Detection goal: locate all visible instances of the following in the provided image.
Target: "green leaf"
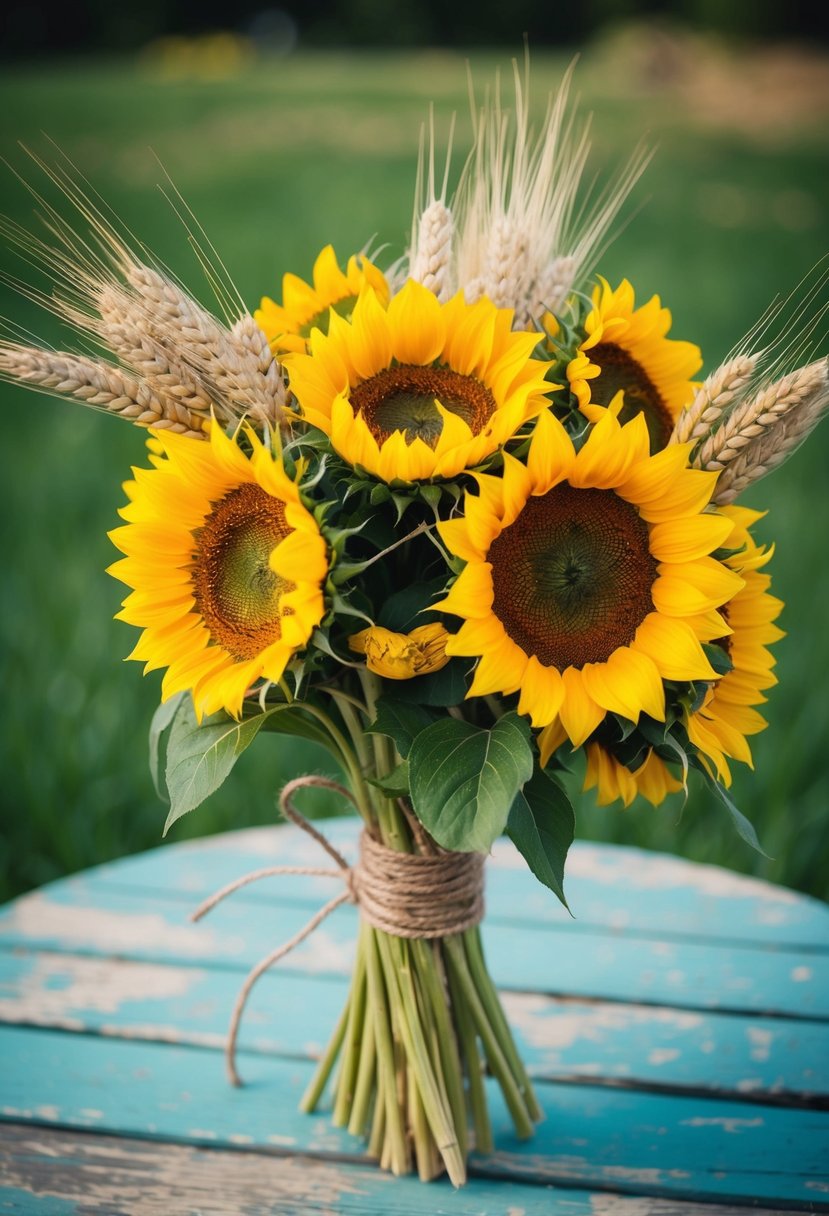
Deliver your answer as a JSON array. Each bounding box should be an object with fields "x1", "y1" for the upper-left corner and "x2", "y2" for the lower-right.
[
  {"x1": 366, "y1": 698, "x2": 437, "y2": 758},
  {"x1": 257, "y1": 704, "x2": 343, "y2": 754},
  {"x1": 507, "y1": 769, "x2": 575, "y2": 911},
  {"x1": 702, "y1": 642, "x2": 733, "y2": 676},
  {"x1": 383, "y1": 658, "x2": 470, "y2": 707},
  {"x1": 409, "y1": 712, "x2": 534, "y2": 853},
  {"x1": 379, "y1": 577, "x2": 447, "y2": 632},
  {"x1": 368, "y1": 760, "x2": 410, "y2": 795},
  {"x1": 164, "y1": 699, "x2": 275, "y2": 833},
  {"x1": 148, "y1": 691, "x2": 186, "y2": 802},
  {"x1": 694, "y1": 761, "x2": 771, "y2": 858}
]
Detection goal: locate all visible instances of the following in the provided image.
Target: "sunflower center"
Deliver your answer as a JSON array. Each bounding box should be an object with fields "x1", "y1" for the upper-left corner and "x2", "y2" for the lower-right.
[
  {"x1": 489, "y1": 483, "x2": 658, "y2": 669},
  {"x1": 192, "y1": 482, "x2": 296, "y2": 662},
  {"x1": 300, "y1": 294, "x2": 359, "y2": 339},
  {"x1": 350, "y1": 364, "x2": 496, "y2": 448},
  {"x1": 588, "y1": 342, "x2": 673, "y2": 452}
]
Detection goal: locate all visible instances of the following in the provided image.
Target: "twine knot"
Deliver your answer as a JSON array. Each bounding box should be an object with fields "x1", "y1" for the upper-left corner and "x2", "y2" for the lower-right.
[{"x1": 190, "y1": 776, "x2": 485, "y2": 1085}]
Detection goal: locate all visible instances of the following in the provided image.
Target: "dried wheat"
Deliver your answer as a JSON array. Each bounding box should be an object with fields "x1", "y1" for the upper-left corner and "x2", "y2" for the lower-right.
[
  {"x1": 713, "y1": 358, "x2": 829, "y2": 503},
  {"x1": 0, "y1": 343, "x2": 206, "y2": 437},
  {"x1": 696, "y1": 360, "x2": 826, "y2": 472},
  {"x1": 410, "y1": 200, "x2": 455, "y2": 302},
  {"x1": 96, "y1": 285, "x2": 217, "y2": 419},
  {"x1": 670, "y1": 354, "x2": 758, "y2": 447},
  {"x1": 126, "y1": 263, "x2": 284, "y2": 428}
]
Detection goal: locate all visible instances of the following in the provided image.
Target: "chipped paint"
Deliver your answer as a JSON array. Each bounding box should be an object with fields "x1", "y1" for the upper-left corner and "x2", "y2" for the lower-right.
[
  {"x1": 0, "y1": 1125, "x2": 376, "y2": 1215},
  {"x1": 791, "y1": 966, "x2": 813, "y2": 982},
  {"x1": 681, "y1": 1116, "x2": 764, "y2": 1134},
  {"x1": 2, "y1": 894, "x2": 245, "y2": 958},
  {"x1": 0, "y1": 951, "x2": 201, "y2": 1024},
  {"x1": 500, "y1": 992, "x2": 702, "y2": 1057},
  {"x1": 647, "y1": 1048, "x2": 680, "y2": 1066},
  {"x1": 747, "y1": 1026, "x2": 773, "y2": 1062}
]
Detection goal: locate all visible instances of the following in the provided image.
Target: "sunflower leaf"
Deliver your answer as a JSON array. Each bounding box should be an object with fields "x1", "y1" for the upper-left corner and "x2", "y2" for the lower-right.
[
  {"x1": 368, "y1": 760, "x2": 410, "y2": 795},
  {"x1": 148, "y1": 691, "x2": 187, "y2": 803},
  {"x1": 694, "y1": 761, "x2": 772, "y2": 858},
  {"x1": 366, "y1": 698, "x2": 437, "y2": 758},
  {"x1": 409, "y1": 712, "x2": 534, "y2": 852},
  {"x1": 382, "y1": 658, "x2": 470, "y2": 707},
  {"x1": 507, "y1": 769, "x2": 575, "y2": 912},
  {"x1": 164, "y1": 699, "x2": 283, "y2": 833}
]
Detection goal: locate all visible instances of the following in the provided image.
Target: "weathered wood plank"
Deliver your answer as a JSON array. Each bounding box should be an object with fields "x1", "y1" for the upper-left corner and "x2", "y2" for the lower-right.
[
  {"x1": 0, "y1": 1124, "x2": 789, "y2": 1216},
  {"x1": 80, "y1": 825, "x2": 829, "y2": 951},
  {"x1": 0, "y1": 1026, "x2": 827, "y2": 1207},
  {"x1": 1, "y1": 880, "x2": 825, "y2": 1019},
  {"x1": 1, "y1": 949, "x2": 826, "y2": 1104}
]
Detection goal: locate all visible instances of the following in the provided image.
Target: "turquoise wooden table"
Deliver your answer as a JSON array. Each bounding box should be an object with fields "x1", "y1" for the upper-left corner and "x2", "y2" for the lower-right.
[{"x1": 1, "y1": 820, "x2": 827, "y2": 1214}]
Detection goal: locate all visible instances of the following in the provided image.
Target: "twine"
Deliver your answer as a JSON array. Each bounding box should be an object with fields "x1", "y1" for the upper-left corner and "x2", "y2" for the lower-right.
[{"x1": 190, "y1": 776, "x2": 485, "y2": 1085}]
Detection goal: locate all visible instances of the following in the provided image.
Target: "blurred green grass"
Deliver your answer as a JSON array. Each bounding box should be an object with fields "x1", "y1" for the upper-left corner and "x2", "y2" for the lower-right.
[{"x1": 1, "y1": 40, "x2": 827, "y2": 902}]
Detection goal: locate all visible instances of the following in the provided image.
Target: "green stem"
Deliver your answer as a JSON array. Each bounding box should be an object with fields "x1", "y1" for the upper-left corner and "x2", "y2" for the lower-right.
[
  {"x1": 445, "y1": 944, "x2": 492, "y2": 1154},
  {"x1": 300, "y1": 989, "x2": 351, "y2": 1113},
  {"x1": 348, "y1": 985, "x2": 377, "y2": 1138},
  {"x1": 367, "y1": 1087, "x2": 385, "y2": 1159},
  {"x1": 445, "y1": 936, "x2": 534, "y2": 1140},
  {"x1": 365, "y1": 928, "x2": 410, "y2": 1175},
  {"x1": 333, "y1": 934, "x2": 367, "y2": 1127},
  {"x1": 296, "y1": 700, "x2": 374, "y2": 823},
  {"x1": 413, "y1": 939, "x2": 467, "y2": 1161},
  {"x1": 376, "y1": 932, "x2": 466, "y2": 1186},
  {"x1": 465, "y1": 929, "x2": 542, "y2": 1122},
  {"x1": 325, "y1": 689, "x2": 373, "y2": 773}
]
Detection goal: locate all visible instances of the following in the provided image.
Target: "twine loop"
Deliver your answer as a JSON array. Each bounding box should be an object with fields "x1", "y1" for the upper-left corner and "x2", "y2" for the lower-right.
[{"x1": 190, "y1": 775, "x2": 485, "y2": 1085}]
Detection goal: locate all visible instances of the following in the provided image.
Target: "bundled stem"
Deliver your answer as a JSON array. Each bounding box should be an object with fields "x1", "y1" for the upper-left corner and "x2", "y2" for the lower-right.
[{"x1": 292, "y1": 675, "x2": 541, "y2": 1186}]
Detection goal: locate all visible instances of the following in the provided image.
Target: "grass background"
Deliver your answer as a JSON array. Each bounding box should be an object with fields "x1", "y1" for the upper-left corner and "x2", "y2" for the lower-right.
[{"x1": 1, "y1": 31, "x2": 827, "y2": 903}]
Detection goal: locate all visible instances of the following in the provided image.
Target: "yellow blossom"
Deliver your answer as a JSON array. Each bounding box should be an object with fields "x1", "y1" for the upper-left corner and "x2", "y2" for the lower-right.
[{"x1": 348, "y1": 623, "x2": 450, "y2": 680}]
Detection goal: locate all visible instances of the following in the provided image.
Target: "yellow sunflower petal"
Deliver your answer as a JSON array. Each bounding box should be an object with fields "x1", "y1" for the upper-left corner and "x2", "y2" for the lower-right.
[
  {"x1": 286, "y1": 281, "x2": 552, "y2": 483},
  {"x1": 109, "y1": 427, "x2": 328, "y2": 718}
]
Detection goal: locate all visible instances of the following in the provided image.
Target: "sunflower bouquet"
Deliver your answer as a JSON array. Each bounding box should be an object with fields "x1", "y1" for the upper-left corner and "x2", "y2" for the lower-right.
[{"x1": 1, "y1": 64, "x2": 827, "y2": 1187}]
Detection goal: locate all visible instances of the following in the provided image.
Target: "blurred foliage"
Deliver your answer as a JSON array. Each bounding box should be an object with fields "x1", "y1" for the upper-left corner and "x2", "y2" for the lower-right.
[
  {"x1": 0, "y1": 36, "x2": 827, "y2": 903},
  {"x1": 2, "y1": 0, "x2": 828, "y2": 58}
]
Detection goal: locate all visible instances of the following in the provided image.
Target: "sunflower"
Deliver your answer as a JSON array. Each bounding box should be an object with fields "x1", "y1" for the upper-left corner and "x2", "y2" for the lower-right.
[
  {"x1": 255, "y1": 244, "x2": 389, "y2": 356},
  {"x1": 283, "y1": 279, "x2": 553, "y2": 483},
  {"x1": 584, "y1": 743, "x2": 684, "y2": 808},
  {"x1": 686, "y1": 506, "x2": 784, "y2": 785},
  {"x1": 435, "y1": 407, "x2": 744, "y2": 747},
  {"x1": 108, "y1": 425, "x2": 328, "y2": 719},
  {"x1": 565, "y1": 279, "x2": 701, "y2": 452}
]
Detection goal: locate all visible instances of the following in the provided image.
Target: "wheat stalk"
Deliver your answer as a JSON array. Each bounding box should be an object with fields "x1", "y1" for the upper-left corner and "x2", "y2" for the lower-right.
[
  {"x1": 713, "y1": 358, "x2": 829, "y2": 503},
  {"x1": 95, "y1": 285, "x2": 218, "y2": 419},
  {"x1": 696, "y1": 360, "x2": 826, "y2": 472},
  {"x1": 0, "y1": 343, "x2": 207, "y2": 437},
  {"x1": 124, "y1": 264, "x2": 284, "y2": 428},
  {"x1": 230, "y1": 313, "x2": 288, "y2": 425},
  {"x1": 670, "y1": 353, "x2": 759, "y2": 447},
  {"x1": 410, "y1": 200, "x2": 455, "y2": 302},
  {"x1": 531, "y1": 255, "x2": 577, "y2": 321},
  {"x1": 451, "y1": 58, "x2": 650, "y2": 330}
]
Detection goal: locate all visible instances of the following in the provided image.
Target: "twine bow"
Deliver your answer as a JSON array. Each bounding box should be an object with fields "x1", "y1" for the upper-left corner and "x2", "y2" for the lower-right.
[{"x1": 190, "y1": 776, "x2": 485, "y2": 1085}]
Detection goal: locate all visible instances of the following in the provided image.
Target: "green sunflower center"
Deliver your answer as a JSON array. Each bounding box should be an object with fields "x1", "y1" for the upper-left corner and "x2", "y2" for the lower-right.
[
  {"x1": 192, "y1": 482, "x2": 295, "y2": 661},
  {"x1": 588, "y1": 342, "x2": 674, "y2": 452},
  {"x1": 350, "y1": 364, "x2": 496, "y2": 448},
  {"x1": 489, "y1": 483, "x2": 658, "y2": 669},
  {"x1": 299, "y1": 294, "x2": 359, "y2": 339}
]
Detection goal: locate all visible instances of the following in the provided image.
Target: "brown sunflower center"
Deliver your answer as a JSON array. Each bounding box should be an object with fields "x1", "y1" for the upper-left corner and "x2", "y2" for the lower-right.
[
  {"x1": 489, "y1": 483, "x2": 658, "y2": 669},
  {"x1": 588, "y1": 342, "x2": 673, "y2": 452},
  {"x1": 192, "y1": 482, "x2": 296, "y2": 662},
  {"x1": 350, "y1": 364, "x2": 497, "y2": 448}
]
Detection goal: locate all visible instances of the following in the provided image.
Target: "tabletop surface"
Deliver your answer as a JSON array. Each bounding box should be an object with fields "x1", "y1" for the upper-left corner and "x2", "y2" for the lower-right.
[{"x1": 0, "y1": 819, "x2": 827, "y2": 1215}]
